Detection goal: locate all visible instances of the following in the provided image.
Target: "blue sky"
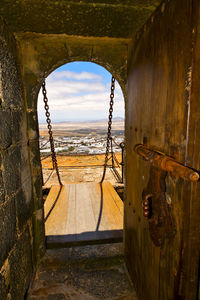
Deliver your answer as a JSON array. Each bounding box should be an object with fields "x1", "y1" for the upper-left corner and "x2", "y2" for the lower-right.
[{"x1": 38, "y1": 62, "x2": 124, "y2": 123}]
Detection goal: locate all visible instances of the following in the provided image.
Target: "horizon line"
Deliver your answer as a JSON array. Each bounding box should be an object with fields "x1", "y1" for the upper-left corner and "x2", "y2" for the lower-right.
[{"x1": 39, "y1": 117, "x2": 124, "y2": 125}]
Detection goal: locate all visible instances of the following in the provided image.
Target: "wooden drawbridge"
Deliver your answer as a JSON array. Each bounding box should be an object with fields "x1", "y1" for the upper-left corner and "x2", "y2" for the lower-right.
[{"x1": 44, "y1": 181, "x2": 123, "y2": 248}]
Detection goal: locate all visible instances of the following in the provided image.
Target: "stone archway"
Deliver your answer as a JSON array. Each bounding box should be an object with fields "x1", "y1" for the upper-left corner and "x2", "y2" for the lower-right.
[{"x1": 16, "y1": 34, "x2": 129, "y2": 253}]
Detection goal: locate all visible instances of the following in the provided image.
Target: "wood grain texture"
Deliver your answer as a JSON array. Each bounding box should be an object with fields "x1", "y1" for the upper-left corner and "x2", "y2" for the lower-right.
[
  {"x1": 125, "y1": 0, "x2": 200, "y2": 299},
  {"x1": 44, "y1": 182, "x2": 123, "y2": 244}
]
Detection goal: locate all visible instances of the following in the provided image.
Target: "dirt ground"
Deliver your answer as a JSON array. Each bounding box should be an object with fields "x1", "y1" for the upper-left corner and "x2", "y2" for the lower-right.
[
  {"x1": 41, "y1": 153, "x2": 121, "y2": 168},
  {"x1": 41, "y1": 154, "x2": 122, "y2": 187}
]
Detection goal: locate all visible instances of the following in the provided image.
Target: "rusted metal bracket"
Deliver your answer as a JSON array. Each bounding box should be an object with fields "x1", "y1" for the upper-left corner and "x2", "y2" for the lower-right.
[
  {"x1": 141, "y1": 167, "x2": 176, "y2": 246},
  {"x1": 134, "y1": 144, "x2": 199, "y2": 247},
  {"x1": 135, "y1": 144, "x2": 199, "y2": 182}
]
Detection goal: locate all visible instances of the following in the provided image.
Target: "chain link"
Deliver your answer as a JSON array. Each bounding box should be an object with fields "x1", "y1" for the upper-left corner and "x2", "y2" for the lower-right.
[
  {"x1": 100, "y1": 76, "x2": 115, "y2": 183},
  {"x1": 41, "y1": 77, "x2": 115, "y2": 186},
  {"x1": 42, "y1": 81, "x2": 62, "y2": 186}
]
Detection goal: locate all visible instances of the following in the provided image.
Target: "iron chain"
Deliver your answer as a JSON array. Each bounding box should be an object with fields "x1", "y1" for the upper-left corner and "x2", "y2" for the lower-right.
[
  {"x1": 101, "y1": 76, "x2": 115, "y2": 183},
  {"x1": 41, "y1": 77, "x2": 115, "y2": 185},
  {"x1": 42, "y1": 81, "x2": 62, "y2": 186}
]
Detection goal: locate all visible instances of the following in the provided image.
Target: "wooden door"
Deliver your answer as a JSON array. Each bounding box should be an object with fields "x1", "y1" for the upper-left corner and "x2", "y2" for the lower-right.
[{"x1": 125, "y1": 0, "x2": 200, "y2": 299}]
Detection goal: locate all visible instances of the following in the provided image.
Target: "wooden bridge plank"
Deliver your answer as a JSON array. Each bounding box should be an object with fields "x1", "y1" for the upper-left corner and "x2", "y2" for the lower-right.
[
  {"x1": 75, "y1": 182, "x2": 97, "y2": 234},
  {"x1": 88, "y1": 182, "x2": 111, "y2": 232},
  {"x1": 45, "y1": 185, "x2": 69, "y2": 235},
  {"x1": 104, "y1": 182, "x2": 124, "y2": 216},
  {"x1": 65, "y1": 183, "x2": 76, "y2": 235},
  {"x1": 101, "y1": 182, "x2": 123, "y2": 229},
  {"x1": 44, "y1": 185, "x2": 60, "y2": 219},
  {"x1": 44, "y1": 182, "x2": 123, "y2": 246}
]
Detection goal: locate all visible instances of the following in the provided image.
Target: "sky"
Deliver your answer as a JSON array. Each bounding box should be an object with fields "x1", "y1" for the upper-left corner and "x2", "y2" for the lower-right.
[{"x1": 37, "y1": 62, "x2": 125, "y2": 123}]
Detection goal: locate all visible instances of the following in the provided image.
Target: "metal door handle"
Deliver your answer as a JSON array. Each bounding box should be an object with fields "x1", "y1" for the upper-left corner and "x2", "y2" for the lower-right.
[{"x1": 135, "y1": 144, "x2": 199, "y2": 182}]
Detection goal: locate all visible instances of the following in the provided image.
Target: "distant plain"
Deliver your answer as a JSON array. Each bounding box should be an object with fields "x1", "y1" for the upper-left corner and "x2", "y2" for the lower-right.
[{"x1": 39, "y1": 119, "x2": 124, "y2": 137}]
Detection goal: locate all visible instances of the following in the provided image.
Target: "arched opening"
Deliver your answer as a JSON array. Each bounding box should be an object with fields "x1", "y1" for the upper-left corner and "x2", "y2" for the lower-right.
[{"x1": 37, "y1": 61, "x2": 125, "y2": 247}]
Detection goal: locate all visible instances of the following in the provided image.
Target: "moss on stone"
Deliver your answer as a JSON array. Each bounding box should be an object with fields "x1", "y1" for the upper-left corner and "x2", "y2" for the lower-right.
[{"x1": 0, "y1": 0, "x2": 161, "y2": 38}]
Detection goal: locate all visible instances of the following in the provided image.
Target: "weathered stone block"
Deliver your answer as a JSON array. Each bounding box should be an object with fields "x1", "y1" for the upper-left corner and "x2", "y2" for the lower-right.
[
  {"x1": 2, "y1": 142, "x2": 32, "y2": 198},
  {"x1": 0, "y1": 40, "x2": 24, "y2": 109},
  {"x1": 24, "y1": 73, "x2": 39, "y2": 110},
  {"x1": 0, "y1": 199, "x2": 16, "y2": 268},
  {"x1": 47, "y1": 294, "x2": 66, "y2": 300},
  {"x1": 27, "y1": 111, "x2": 39, "y2": 140},
  {"x1": 0, "y1": 168, "x2": 5, "y2": 205},
  {"x1": 15, "y1": 185, "x2": 33, "y2": 231},
  {"x1": 9, "y1": 227, "x2": 33, "y2": 300},
  {"x1": 0, "y1": 16, "x2": 18, "y2": 59},
  {"x1": 2, "y1": 146, "x2": 21, "y2": 197},
  {"x1": 0, "y1": 16, "x2": 34, "y2": 300},
  {"x1": 0, "y1": 273, "x2": 7, "y2": 300},
  {"x1": 20, "y1": 145, "x2": 32, "y2": 185},
  {"x1": 32, "y1": 207, "x2": 45, "y2": 264},
  {"x1": 29, "y1": 139, "x2": 42, "y2": 168},
  {"x1": 0, "y1": 109, "x2": 12, "y2": 149},
  {"x1": 32, "y1": 175, "x2": 43, "y2": 210},
  {"x1": 0, "y1": 1, "x2": 160, "y2": 38},
  {"x1": 12, "y1": 110, "x2": 27, "y2": 143}
]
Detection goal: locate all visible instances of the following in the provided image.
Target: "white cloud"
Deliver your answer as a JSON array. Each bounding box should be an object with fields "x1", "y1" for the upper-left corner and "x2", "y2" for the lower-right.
[
  {"x1": 42, "y1": 80, "x2": 105, "y2": 97},
  {"x1": 38, "y1": 69, "x2": 124, "y2": 122},
  {"x1": 49, "y1": 71, "x2": 101, "y2": 81}
]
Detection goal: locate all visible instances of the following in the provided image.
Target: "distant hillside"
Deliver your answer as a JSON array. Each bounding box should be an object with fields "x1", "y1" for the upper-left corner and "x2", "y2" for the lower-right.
[
  {"x1": 86, "y1": 117, "x2": 124, "y2": 123},
  {"x1": 39, "y1": 118, "x2": 124, "y2": 137},
  {"x1": 40, "y1": 117, "x2": 124, "y2": 125}
]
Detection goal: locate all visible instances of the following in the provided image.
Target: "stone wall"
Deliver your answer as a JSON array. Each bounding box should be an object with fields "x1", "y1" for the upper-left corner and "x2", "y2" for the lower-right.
[
  {"x1": 0, "y1": 0, "x2": 161, "y2": 38},
  {"x1": 0, "y1": 17, "x2": 38, "y2": 299}
]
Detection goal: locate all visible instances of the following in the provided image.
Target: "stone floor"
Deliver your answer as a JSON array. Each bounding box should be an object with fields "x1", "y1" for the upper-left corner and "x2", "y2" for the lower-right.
[{"x1": 27, "y1": 243, "x2": 137, "y2": 300}]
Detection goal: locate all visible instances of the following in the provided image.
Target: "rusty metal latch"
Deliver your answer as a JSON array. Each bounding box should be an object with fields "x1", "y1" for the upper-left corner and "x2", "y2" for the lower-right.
[
  {"x1": 132, "y1": 144, "x2": 200, "y2": 246},
  {"x1": 135, "y1": 144, "x2": 199, "y2": 182}
]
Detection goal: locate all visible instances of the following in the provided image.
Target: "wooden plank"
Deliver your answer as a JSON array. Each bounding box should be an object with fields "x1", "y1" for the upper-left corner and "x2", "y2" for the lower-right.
[
  {"x1": 45, "y1": 185, "x2": 69, "y2": 235},
  {"x1": 65, "y1": 183, "x2": 76, "y2": 235},
  {"x1": 104, "y1": 182, "x2": 124, "y2": 216},
  {"x1": 75, "y1": 182, "x2": 97, "y2": 233},
  {"x1": 46, "y1": 230, "x2": 123, "y2": 249},
  {"x1": 102, "y1": 182, "x2": 123, "y2": 229},
  {"x1": 44, "y1": 185, "x2": 60, "y2": 219},
  {"x1": 125, "y1": 1, "x2": 200, "y2": 299},
  {"x1": 44, "y1": 182, "x2": 123, "y2": 246},
  {"x1": 88, "y1": 182, "x2": 111, "y2": 232}
]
